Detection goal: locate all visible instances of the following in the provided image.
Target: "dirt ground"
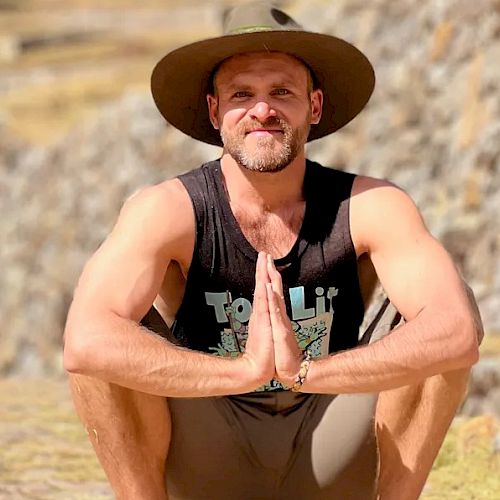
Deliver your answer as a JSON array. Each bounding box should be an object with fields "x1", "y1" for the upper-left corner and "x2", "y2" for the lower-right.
[
  {"x1": 0, "y1": 378, "x2": 111, "y2": 500},
  {"x1": 0, "y1": 378, "x2": 499, "y2": 499}
]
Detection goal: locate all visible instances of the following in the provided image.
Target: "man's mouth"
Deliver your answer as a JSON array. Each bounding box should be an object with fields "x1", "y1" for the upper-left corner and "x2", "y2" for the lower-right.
[{"x1": 245, "y1": 129, "x2": 283, "y2": 135}]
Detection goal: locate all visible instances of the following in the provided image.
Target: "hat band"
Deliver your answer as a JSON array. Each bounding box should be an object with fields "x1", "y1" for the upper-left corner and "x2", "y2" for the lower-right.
[{"x1": 228, "y1": 25, "x2": 276, "y2": 35}]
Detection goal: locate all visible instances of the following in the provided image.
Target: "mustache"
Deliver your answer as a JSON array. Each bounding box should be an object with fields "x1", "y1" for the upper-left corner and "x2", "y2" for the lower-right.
[{"x1": 241, "y1": 117, "x2": 289, "y2": 134}]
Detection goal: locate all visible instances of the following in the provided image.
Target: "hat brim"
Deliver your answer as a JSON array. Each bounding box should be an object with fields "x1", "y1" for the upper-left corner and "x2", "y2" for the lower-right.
[{"x1": 151, "y1": 30, "x2": 375, "y2": 146}]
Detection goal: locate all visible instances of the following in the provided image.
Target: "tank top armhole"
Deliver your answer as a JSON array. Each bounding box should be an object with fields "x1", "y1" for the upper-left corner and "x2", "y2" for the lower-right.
[
  {"x1": 344, "y1": 172, "x2": 358, "y2": 257},
  {"x1": 316, "y1": 165, "x2": 364, "y2": 320},
  {"x1": 344, "y1": 173, "x2": 366, "y2": 319},
  {"x1": 177, "y1": 169, "x2": 208, "y2": 271}
]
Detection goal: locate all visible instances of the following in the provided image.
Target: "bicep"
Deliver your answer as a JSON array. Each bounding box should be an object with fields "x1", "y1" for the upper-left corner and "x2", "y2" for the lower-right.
[
  {"x1": 71, "y1": 182, "x2": 193, "y2": 322},
  {"x1": 351, "y1": 179, "x2": 470, "y2": 321},
  {"x1": 373, "y1": 229, "x2": 466, "y2": 321}
]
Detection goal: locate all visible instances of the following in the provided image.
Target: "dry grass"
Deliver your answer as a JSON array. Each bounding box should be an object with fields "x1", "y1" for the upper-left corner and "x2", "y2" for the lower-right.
[
  {"x1": 0, "y1": 378, "x2": 110, "y2": 499},
  {"x1": 0, "y1": 1, "x2": 217, "y2": 144},
  {"x1": 0, "y1": 378, "x2": 499, "y2": 499},
  {"x1": 0, "y1": 28, "x2": 206, "y2": 143},
  {"x1": 480, "y1": 333, "x2": 500, "y2": 357},
  {"x1": 423, "y1": 415, "x2": 500, "y2": 499},
  {"x1": 0, "y1": 0, "x2": 190, "y2": 12},
  {"x1": 0, "y1": 63, "x2": 150, "y2": 143}
]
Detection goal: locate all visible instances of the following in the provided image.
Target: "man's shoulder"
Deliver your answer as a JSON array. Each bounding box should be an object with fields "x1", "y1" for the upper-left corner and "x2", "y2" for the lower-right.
[
  {"x1": 351, "y1": 175, "x2": 413, "y2": 207},
  {"x1": 125, "y1": 178, "x2": 191, "y2": 212},
  {"x1": 118, "y1": 178, "x2": 194, "y2": 241},
  {"x1": 303, "y1": 162, "x2": 409, "y2": 205},
  {"x1": 351, "y1": 174, "x2": 396, "y2": 195},
  {"x1": 349, "y1": 174, "x2": 426, "y2": 255}
]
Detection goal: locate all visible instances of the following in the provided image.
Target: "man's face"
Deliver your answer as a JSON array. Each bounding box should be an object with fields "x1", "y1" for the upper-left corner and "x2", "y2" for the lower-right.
[{"x1": 207, "y1": 52, "x2": 323, "y2": 173}]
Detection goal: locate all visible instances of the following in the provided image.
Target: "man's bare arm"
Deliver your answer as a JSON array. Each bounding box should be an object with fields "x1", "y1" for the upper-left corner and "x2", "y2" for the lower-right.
[
  {"x1": 272, "y1": 178, "x2": 481, "y2": 392},
  {"x1": 63, "y1": 181, "x2": 273, "y2": 397}
]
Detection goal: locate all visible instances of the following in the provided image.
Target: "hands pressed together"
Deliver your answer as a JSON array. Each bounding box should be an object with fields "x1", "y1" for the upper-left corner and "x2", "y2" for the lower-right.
[{"x1": 243, "y1": 252, "x2": 304, "y2": 389}]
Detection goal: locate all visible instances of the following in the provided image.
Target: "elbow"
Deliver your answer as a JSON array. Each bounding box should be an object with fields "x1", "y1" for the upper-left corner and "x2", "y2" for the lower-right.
[
  {"x1": 459, "y1": 339, "x2": 479, "y2": 369},
  {"x1": 454, "y1": 314, "x2": 481, "y2": 369},
  {"x1": 63, "y1": 343, "x2": 85, "y2": 375},
  {"x1": 63, "y1": 322, "x2": 98, "y2": 375},
  {"x1": 456, "y1": 284, "x2": 484, "y2": 366}
]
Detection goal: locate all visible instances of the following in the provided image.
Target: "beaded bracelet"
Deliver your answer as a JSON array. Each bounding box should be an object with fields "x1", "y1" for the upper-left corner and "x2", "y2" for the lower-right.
[{"x1": 290, "y1": 350, "x2": 313, "y2": 392}]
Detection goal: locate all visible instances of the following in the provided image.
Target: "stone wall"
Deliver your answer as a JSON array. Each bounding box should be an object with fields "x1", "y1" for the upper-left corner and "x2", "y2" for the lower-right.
[{"x1": 1, "y1": 0, "x2": 499, "y2": 380}]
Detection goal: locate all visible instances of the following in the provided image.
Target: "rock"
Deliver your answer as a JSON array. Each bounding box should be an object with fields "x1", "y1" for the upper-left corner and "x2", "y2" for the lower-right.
[
  {"x1": 493, "y1": 431, "x2": 500, "y2": 453},
  {"x1": 1, "y1": 0, "x2": 500, "y2": 375},
  {"x1": 469, "y1": 359, "x2": 500, "y2": 396},
  {"x1": 461, "y1": 358, "x2": 500, "y2": 417}
]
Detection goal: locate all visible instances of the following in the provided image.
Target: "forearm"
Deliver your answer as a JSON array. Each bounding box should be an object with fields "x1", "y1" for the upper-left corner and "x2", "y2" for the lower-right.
[
  {"x1": 301, "y1": 308, "x2": 479, "y2": 394},
  {"x1": 64, "y1": 312, "x2": 260, "y2": 397}
]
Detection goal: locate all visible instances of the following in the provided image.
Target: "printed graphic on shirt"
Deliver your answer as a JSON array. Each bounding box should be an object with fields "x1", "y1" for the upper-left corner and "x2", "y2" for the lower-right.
[{"x1": 206, "y1": 285, "x2": 337, "y2": 391}]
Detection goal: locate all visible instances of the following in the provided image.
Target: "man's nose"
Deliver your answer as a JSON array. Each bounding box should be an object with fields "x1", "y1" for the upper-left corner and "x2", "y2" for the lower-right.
[{"x1": 249, "y1": 100, "x2": 277, "y2": 121}]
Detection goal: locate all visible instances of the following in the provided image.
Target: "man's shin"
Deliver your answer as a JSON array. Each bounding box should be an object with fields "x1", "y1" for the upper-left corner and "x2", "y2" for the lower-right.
[
  {"x1": 68, "y1": 373, "x2": 171, "y2": 500},
  {"x1": 375, "y1": 368, "x2": 470, "y2": 500}
]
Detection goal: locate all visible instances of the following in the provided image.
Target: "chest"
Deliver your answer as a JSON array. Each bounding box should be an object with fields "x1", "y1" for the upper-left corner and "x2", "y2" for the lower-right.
[{"x1": 232, "y1": 202, "x2": 306, "y2": 259}]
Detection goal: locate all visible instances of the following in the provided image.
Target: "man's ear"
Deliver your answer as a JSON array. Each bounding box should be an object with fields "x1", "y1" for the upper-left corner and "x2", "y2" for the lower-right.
[
  {"x1": 310, "y1": 89, "x2": 323, "y2": 125},
  {"x1": 206, "y1": 94, "x2": 219, "y2": 130}
]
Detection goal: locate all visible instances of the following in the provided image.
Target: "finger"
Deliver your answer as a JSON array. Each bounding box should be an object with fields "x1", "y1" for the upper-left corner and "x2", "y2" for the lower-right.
[
  {"x1": 266, "y1": 283, "x2": 290, "y2": 332},
  {"x1": 253, "y1": 253, "x2": 270, "y2": 314},
  {"x1": 266, "y1": 254, "x2": 285, "y2": 298},
  {"x1": 266, "y1": 283, "x2": 279, "y2": 324},
  {"x1": 266, "y1": 255, "x2": 288, "y2": 320},
  {"x1": 254, "y1": 281, "x2": 269, "y2": 314},
  {"x1": 256, "y1": 252, "x2": 270, "y2": 285}
]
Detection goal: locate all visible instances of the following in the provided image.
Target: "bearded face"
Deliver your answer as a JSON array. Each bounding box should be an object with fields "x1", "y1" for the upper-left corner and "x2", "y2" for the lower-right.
[
  {"x1": 220, "y1": 113, "x2": 311, "y2": 173},
  {"x1": 207, "y1": 52, "x2": 323, "y2": 172}
]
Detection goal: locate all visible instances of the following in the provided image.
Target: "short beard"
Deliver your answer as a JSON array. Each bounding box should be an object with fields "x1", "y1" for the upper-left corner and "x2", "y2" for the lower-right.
[{"x1": 221, "y1": 116, "x2": 309, "y2": 173}]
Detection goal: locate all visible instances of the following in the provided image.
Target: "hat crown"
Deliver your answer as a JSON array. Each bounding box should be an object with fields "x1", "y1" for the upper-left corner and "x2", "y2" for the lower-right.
[
  {"x1": 151, "y1": 1, "x2": 375, "y2": 146},
  {"x1": 224, "y1": 1, "x2": 302, "y2": 35}
]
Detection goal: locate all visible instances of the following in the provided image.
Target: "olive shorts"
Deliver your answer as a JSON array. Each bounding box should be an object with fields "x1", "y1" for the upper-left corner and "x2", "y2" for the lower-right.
[{"x1": 156, "y1": 298, "x2": 403, "y2": 500}]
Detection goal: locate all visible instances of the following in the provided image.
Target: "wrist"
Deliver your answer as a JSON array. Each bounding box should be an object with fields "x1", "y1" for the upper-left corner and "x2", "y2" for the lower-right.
[
  {"x1": 289, "y1": 350, "x2": 313, "y2": 392},
  {"x1": 235, "y1": 353, "x2": 274, "y2": 392}
]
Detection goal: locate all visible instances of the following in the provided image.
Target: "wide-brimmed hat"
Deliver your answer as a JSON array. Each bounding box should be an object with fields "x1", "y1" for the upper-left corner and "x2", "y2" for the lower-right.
[{"x1": 151, "y1": 1, "x2": 375, "y2": 146}]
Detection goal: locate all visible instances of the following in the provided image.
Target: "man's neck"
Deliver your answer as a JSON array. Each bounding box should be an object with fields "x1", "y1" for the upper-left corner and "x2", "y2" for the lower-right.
[{"x1": 219, "y1": 151, "x2": 307, "y2": 212}]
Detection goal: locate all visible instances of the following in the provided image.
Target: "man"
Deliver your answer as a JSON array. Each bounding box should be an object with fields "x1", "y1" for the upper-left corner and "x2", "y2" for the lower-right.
[{"x1": 63, "y1": 2, "x2": 482, "y2": 499}]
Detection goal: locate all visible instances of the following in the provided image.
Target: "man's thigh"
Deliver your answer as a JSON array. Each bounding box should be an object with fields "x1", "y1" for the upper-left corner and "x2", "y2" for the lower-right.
[
  {"x1": 280, "y1": 392, "x2": 379, "y2": 500},
  {"x1": 166, "y1": 392, "x2": 379, "y2": 500},
  {"x1": 164, "y1": 296, "x2": 399, "y2": 499}
]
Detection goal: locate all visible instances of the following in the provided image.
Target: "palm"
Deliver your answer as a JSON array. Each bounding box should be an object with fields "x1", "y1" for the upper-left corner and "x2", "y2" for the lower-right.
[
  {"x1": 243, "y1": 252, "x2": 276, "y2": 385},
  {"x1": 244, "y1": 252, "x2": 303, "y2": 390},
  {"x1": 264, "y1": 254, "x2": 302, "y2": 387}
]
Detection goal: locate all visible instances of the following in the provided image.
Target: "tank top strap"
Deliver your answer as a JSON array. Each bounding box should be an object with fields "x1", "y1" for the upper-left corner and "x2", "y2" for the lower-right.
[
  {"x1": 301, "y1": 160, "x2": 357, "y2": 264},
  {"x1": 178, "y1": 160, "x2": 226, "y2": 276}
]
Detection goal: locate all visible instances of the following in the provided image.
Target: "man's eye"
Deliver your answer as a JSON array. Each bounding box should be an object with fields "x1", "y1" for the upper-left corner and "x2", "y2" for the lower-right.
[
  {"x1": 273, "y1": 88, "x2": 289, "y2": 96},
  {"x1": 233, "y1": 91, "x2": 250, "y2": 98}
]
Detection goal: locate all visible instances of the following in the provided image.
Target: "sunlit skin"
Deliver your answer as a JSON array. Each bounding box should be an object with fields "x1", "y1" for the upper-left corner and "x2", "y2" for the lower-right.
[
  {"x1": 207, "y1": 52, "x2": 323, "y2": 175},
  {"x1": 63, "y1": 48, "x2": 482, "y2": 500}
]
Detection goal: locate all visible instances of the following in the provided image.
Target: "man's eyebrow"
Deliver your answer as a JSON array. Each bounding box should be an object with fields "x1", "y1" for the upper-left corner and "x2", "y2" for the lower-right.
[
  {"x1": 270, "y1": 79, "x2": 298, "y2": 88},
  {"x1": 223, "y1": 83, "x2": 253, "y2": 91},
  {"x1": 220, "y1": 79, "x2": 299, "y2": 91}
]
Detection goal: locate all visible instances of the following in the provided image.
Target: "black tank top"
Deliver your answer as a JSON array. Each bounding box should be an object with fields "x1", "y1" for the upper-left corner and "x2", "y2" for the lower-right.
[{"x1": 173, "y1": 159, "x2": 364, "y2": 391}]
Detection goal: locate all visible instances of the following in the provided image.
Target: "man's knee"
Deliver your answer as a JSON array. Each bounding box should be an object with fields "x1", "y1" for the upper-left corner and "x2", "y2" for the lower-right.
[{"x1": 68, "y1": 373, "x2": 171, "y2": 446}]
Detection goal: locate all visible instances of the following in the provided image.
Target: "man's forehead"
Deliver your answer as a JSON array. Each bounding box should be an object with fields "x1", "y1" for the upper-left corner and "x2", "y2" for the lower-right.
[{"x1": 215, "y1": 51, "x2": 309, "y2": 80}]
